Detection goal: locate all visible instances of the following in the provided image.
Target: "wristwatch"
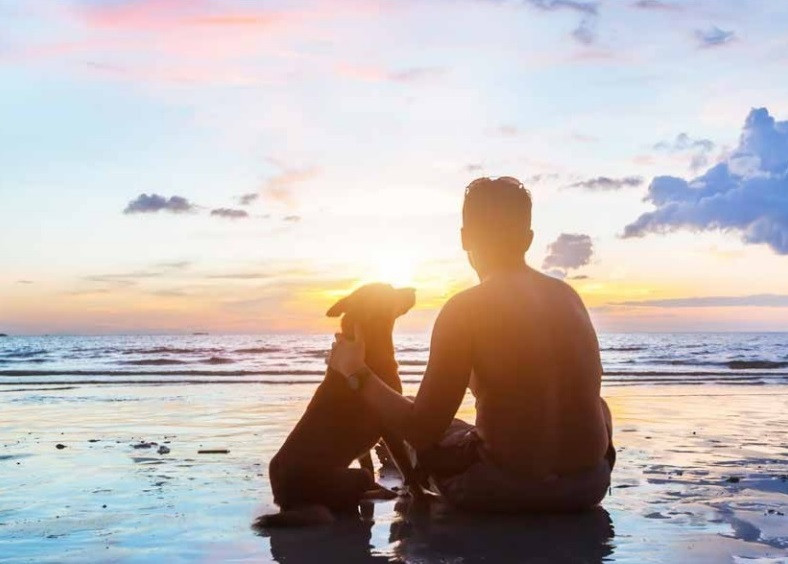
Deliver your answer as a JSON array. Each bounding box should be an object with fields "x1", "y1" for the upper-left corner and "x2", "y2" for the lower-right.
[{"x1": 346, "y1": 366, "x2": 373, "y2": 392}]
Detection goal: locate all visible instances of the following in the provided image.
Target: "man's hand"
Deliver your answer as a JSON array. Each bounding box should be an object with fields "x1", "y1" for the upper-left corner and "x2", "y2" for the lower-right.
[{"x1": 327, "y1": 323, "x2": 367, "y2": 377}]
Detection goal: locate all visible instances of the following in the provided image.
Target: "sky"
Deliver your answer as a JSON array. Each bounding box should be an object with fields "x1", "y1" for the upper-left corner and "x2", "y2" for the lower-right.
[{"x1": 1, "y1": 0, "x2": 788, "y2": 334}]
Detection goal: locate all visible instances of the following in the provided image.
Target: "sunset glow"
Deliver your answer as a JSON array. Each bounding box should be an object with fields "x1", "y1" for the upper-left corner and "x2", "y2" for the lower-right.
[{"x1": 1, "y1": 0, "x2": 787, "y2": 334}]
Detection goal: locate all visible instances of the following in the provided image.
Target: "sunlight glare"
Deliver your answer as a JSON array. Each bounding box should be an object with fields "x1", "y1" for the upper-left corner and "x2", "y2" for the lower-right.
[{"x1": 372, "y1": 252, "x2": 416, "y2": 287}]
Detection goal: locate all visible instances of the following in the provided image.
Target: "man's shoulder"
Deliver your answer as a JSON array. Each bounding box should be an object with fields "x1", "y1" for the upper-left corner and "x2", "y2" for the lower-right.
[
  {"x1": 443, "y1": 285, "x2": 480, "y2": 308},
  {"x1": 436, "y1": 286, "x2": 480, "y2": 321},
  {"x1": 529, "y1": 267, "x2": 585, "y2": 302}
]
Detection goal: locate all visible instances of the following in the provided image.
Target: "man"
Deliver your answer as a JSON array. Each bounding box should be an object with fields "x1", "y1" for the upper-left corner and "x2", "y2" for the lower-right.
[{"x1": 328, "y1": 176, "x2": 614, "y2": 512}]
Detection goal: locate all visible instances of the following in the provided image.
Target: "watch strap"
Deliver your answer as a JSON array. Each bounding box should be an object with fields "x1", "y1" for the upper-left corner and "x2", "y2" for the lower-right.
[{"x1": 348, "y1": 366, "x2": 373, "y2": 391}]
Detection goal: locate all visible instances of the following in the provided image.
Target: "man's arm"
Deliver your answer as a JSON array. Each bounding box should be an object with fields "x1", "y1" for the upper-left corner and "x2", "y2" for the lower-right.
[{"x1": 331, "y1": 296, "x2": 473, "y2": 451}]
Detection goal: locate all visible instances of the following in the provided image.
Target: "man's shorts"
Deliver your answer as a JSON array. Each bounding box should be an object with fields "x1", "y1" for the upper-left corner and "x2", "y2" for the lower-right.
[{"x1": 415, "y1": 419, "x2": 615, "y2": 513}]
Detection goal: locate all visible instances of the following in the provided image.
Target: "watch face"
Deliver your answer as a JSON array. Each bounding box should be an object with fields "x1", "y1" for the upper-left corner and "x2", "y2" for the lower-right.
[{"x1": 347, "y1": 374, "x2": 360, "y2": 391}]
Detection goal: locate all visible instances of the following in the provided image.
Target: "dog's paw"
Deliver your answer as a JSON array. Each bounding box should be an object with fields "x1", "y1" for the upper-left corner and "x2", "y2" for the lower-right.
[
  {"x1": 361, "y1": 486, "x2": 398, "y2": 501},
  {"x1": 253, "y1": 505, "x2": 336, "y2": 528}
]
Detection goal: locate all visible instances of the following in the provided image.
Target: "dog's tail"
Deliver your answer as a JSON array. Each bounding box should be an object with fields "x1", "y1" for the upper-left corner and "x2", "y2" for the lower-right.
[{"x1": 254, "y1": 505, "x2": 335, "y2": 528}]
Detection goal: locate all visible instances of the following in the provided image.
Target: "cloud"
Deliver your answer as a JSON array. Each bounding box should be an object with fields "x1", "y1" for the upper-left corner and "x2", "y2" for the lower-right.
[
  {"x1": 631, "y1": 0, "x2": 682, "y2": 10},
  {"x1": 654, "y1": 133, "x2": 716, "y2": 172},
  {"x1": 571, "y1": 18, "x2": 597, "y2": 45},
  {"x1": 695, "y1": 26, "x2": 736, "y2": 48},
  {"x1": 525, "y1": 0, "x2": 598, "y2": 15},
  {"x1": 17, "y1": 280, "x2": 34, "y2": 284},
  {"x1": 571, "y1": 133, "x2": 598, "y2": 143},
  {"x1": 566, "y1": 176, "x2": 643, "y2": 190},
  {"x1": 623, "y1": 107, "x2": 788, "y2": 254},
  {"x1": 542, "y1": 233, "x2": 593, "y2": 278},
  {"x1": 84, "y1": 271, "x2": 162, "y2": 285},
  {"x1": 74, "y1": 1, "x2": 289, "y2": 32},
  {"x1": 238, "y1": 193, "x2": 259, "y2": 206},
  {"x1": 520, "y1": 1, "x2": 598, "y2": 45},
  {"x1": 612, "y1": 294, "x2": 788, "y2": 308},
  {"x1": 210, "y1": 208, "x2": 249, "y2": 219},
  {"x1": 390, "y1": 67, "x2": 446, "y2": 82},
  {"x1": 82, "y1": 262, "x2": 192, "y2": 288},
  {"x1": 335, "y1": 64, "x2": 446, "y2": 83},
  {"x1": 523, "y1": 173, "x2": 560, "y2": 185},
  {"x1": 147, "y1": 289, "x2": 189, "y2": 298},
  {"x1": 155, "y1": 260, "x2": 192, "y2": 270},
  {"x1": 14, "y1": 3, "x2": 315, "y2": 86},
  {"x1": 205, "y1": 272, "x2": 272, "y2": 280},
  {"x1": 283, "y1": 215, "x2": 302, "y2": 223},
  {"x1": 7, "y1": 3, "x2": 395, "y2": 89},
  {"x1": 654, "y1": 133, "x2": 714, "y2": 153},
  {"x1": 263, "y1": 164, "x2": 320, "y2": 208},
  {"x1": 124, "y1": 193, "x2": 196, "y2": 214},
  {"x1": 492, "y1": 125, "x2": 520, "y2": 137}
]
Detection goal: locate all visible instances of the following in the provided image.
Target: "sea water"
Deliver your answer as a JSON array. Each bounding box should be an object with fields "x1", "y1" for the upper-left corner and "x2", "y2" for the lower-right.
[{"x1": 1, "y1": 332, "x2": 786, "y2": 387}]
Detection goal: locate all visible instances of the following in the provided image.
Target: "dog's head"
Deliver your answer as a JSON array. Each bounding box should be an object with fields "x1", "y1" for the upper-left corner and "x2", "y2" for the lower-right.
[{"x1": 326, "y1": 283, "x2": 416, "y2": 337}]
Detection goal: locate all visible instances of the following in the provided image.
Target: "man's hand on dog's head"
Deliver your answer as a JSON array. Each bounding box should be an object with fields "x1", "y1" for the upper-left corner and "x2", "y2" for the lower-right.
[{"x1": 328, "y1": 323, "x2": 367, "y2": 377}]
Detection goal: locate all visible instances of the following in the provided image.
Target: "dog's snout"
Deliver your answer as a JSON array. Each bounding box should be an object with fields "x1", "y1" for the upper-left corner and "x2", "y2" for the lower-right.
[{"x1": 395, "y1": 287, "x2": 416, "y2": 316}]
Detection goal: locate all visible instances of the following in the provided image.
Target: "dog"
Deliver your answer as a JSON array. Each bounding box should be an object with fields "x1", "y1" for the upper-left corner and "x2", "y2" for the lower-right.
[{"x1": 257, "y1": 283, "x2": 422, "y2": 527}]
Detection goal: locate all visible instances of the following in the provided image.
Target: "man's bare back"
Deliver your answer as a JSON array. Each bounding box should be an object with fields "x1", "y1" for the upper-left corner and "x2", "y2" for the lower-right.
[{"x1": 429, "y1": 265, "x2": 610, "y2": 478}]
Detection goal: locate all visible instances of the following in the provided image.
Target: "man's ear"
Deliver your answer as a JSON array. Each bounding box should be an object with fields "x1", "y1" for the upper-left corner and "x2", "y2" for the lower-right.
[
  {"x1": 326, "y1": 296, "x2": 348, "y2": 317},
  {"x1": 523, "y1": 229, "x2": 534, "y2": 253}
]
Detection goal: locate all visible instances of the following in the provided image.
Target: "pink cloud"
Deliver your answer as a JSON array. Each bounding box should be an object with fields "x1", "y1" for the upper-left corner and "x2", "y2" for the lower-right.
[
  {"x1": 5, "y1": 1, "x2": 395, "y2": 85},
  {"x1": 263, "y1": 165, "x2": 321, "y2": 208},
  {"x1": 335, "y1": 63, "x2": 446, "y2": 83},
  {"x1": 74, "y1": 0, "x2": 291, "y2": 32}
]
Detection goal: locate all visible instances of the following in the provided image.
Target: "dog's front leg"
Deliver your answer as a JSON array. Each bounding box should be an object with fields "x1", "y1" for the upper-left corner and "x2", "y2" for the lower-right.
[
  {"x1": 358, "y1": 451, "x2": 374, "y2": 476},
  {"x1": 380, "y1": 434, "x2": 430, "y2": 500}
]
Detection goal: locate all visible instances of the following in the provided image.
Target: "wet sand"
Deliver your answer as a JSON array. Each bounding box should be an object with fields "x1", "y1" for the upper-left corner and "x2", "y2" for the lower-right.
[{"x1": 1, "y1": 383, "x2": 786, "y2": 562}]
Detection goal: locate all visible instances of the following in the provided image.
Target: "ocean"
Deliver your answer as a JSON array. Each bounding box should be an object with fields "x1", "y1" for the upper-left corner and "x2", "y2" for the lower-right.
[
  {"x1": 2, "y1": 333, "x2": 787, "y2": 562},
  {"x1": 1, "y1": 332, "x2": 786, "y2": 387}
]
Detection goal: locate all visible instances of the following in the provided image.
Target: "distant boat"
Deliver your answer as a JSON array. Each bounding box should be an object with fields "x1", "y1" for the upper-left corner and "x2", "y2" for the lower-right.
[
  {"x1": 192, "y1": 332, "x2": 209, "y2": 336},
  {"x1": 0, "y1": 333, "x2": 8, "y2": 337}
]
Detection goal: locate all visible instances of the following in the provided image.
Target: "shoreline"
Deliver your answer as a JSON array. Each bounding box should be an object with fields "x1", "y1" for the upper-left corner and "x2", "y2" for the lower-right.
[{"x1": 1, "y1": 383, "x2": 786, "y2": 562}]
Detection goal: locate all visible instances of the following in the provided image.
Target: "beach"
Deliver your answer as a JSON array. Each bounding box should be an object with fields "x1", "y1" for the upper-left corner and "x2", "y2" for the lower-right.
[{"x1": 1, "y1": 335, "x2": 787, "y2": 562}]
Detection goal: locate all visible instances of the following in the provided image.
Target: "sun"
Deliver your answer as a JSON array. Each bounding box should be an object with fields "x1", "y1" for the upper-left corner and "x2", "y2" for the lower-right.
[{"x1": 372, "y1": 252, "x2": 417, "y2": 287}]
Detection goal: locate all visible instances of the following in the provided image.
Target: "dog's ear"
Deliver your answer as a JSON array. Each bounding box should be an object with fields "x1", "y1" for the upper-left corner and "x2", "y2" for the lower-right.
[{"x1": 326, "y1": 296, "x2": 349, "y2": 317}]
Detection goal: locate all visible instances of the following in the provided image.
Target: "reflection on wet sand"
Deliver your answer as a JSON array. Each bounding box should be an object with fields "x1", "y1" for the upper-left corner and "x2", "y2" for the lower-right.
[
  {"x1": 260, "y1": 503, "x2": 388, "y2": 563},
  {"x1": 4, "y1": 384, "x2": 785, "y2": 561},
  {"x1": 260, "y1": 498, "x2": 614, "y2": 563}
]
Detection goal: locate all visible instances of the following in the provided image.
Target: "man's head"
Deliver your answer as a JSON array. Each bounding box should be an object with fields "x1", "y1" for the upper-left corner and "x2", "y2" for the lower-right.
[{"x1": 461, "y1": 176, "x2": 534, "y2": 275}]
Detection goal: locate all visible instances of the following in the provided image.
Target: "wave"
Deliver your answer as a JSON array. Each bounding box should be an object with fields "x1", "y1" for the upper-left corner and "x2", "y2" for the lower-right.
[
  {"x1": 0, "y1": 369, "x2": 327, "y2": 377},
  {"x1": 117, "y1": 359, "x2": 189, "y2": 366},
  {"x1": 0, "y1": 349, "x2": 48, "y2": 359},
  {"x1": 3, "y1": 368, "x2": 785, "y2": 380},
  {"x1": 121, "y1": 347, "x2": 224, "y2": 355},
  {"x1": 726, "y1": 360, "x2": 788, "y2": 370},
  {"x1": 399, "y1": 360, "x2": 427, "y2": 366},
  {"x1": 0, "y1": 375, "x2": 784, "y2": 388},
  {"x1": 652, "y1": 359, "x2": 788, "y2": 370},
  {"x1": 601, "y1": 346, "x2": 647, "y2": 352},
  {"x1": 301, "y1": 350, "x2": 328, "y2": 358},
  {"x1": 233, "y1": 347, "x2": 282, "y2": 354},
  {"x1": 204, "y1": 356, "x2": 235, "y2": 365},
  {"x1": 603, "y1": 370, "x2": 788, "y2": 377}
]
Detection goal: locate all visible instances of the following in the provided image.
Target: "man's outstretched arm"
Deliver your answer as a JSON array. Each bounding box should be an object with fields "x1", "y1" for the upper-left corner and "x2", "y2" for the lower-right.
[{"x1": 329, "y1": 296, "x2": 473, "y2": 451}]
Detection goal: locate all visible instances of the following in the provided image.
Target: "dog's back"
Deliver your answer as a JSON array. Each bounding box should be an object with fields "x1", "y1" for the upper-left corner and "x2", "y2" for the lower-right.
[
  {"x1": 273, "y1": 368, "x2": 383, "y2": 471},
  {"x1": 267, "y1": 284, "x2": 415, "y2": 516}
]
